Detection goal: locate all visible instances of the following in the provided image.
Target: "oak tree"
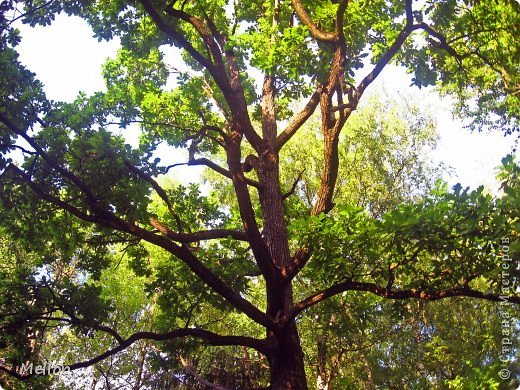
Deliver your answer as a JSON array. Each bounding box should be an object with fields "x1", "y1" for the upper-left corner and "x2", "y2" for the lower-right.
[{"x1": 0, "y1": 0, "x2": 519, "y2": 388}]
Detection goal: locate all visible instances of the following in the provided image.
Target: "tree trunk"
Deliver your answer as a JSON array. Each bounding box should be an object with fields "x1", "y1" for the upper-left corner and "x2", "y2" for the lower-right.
[{"x1": 268, "y1": 321, "x2": 308, "y2": 389}]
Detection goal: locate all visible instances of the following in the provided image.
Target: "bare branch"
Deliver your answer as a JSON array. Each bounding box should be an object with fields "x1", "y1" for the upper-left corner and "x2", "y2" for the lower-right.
[
  {"x1": 283, "y1": 280, "x2": 520, "y2": 324},
  {"x1": 172, "y1": 156, "x2": 261, "y2": 188},
  {"x1": 0, "y1": 143, "x2": 37, "y2": 155},
  {"x1": 0, "y1": 328, "x2": 269, "y2": 381},
  {"x1": 275, "y1": 87, "x2": 321, "y2": 152},
  {"x1": 282, "y1": 170, "x2": 305, "y2": 200}
]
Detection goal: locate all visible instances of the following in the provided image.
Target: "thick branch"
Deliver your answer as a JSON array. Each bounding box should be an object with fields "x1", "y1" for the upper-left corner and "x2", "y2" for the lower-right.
[
  {"x1": 275, "y1": 87, "x2": 321, "y2": 152},
  {"x1": 8, "y1": 165, "x2": 274, "y2": 331},
  {"x1": 4, "y1": 99, "x2": 266, "y2": 320},
  {"x1": 285, "y1": 1, "x2": 422, "y2": 282},
  {"x1": 0, "y1": 328, "x2": 269, "y2": 381},
  {"x1": 225, "y1": 136, "x2": 276, "y2": 282},
  {"x1": 291, "y1": 0, "x2": 338, "y2": 42},
  {"x1": 139, "y1": 0, "x2": 213, "y2": 70},
  {"x1": 284, "y1": 280, "x2": 520, "y2": 323},
  {"x1": 420, "y1": 22, "x2": 462, "y2": 63}
]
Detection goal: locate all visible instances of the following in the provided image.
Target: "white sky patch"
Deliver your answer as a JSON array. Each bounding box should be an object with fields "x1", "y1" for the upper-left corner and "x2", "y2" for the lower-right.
[
  {"x1": 12, "y1": 13, "x2": 518, "y2": 192},
  {"x1": 15, "y1": 13, "x2": 120, "y2": 101},
  {"x1": 366, "y1": 65, "x2": 518, "y2": 193}
]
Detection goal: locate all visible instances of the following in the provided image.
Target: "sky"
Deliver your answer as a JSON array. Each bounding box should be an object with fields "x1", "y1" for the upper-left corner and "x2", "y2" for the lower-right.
[{"x1": 14, "y1": 13, "x2": 518, "y2": 193}]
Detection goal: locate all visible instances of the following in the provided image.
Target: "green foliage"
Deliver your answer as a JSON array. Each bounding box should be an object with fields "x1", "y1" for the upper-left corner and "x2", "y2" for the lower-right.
[
  {"x1": 291, "y1": 164, "x2": 518, "y2": 294},
  {"x1": 398, "y1": 0, "x2": 519, "y2": 132},
  {"x1": 0, "y1": 0, "x2": 518, "y2": 388},
  {"x1": 281, "y1": 93, "x2": 441, "y2": 217}
]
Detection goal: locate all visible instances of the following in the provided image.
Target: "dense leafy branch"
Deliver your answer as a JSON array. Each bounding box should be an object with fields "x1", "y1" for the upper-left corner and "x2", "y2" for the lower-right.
[{"x1": 0, "y1": 118, "x2": 274, "y2": 332}]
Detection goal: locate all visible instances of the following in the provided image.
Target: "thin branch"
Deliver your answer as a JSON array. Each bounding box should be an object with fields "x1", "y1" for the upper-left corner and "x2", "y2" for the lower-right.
[
  {"x1": 180, "y1": 356, "x2": 232, "y2": 390},
  {"x1": 150, "y1": 218, "x2": 248, "y2": 242},
  {"x1": 6, "y1": 0, "x2": 56, "y2": 27},
  {"x1": 41, "y1": 281, "x2": 126, "y2": 344},
  {"x1": 124, "y1": 160, "x2": 172, "y2": 211},
  {"x1": 37, "y1": 315, "x2": 125, "y2": 345},
  {"x1": 8, "y1": 164, "x2": 100, "y2": 224},
  {"x1": 0, "y1": 114, "x2": 102, "y2": 213},
  {"x1": 282, "y1": 169, "x2": 305, "y2": 200},
  {"x1": 0, "y1": 143, "x2": 37, "y2": 155},
  {"x1": 123, "y1": 159, "x2": 185, "y2": 230},
  {"x1": 158, "y1": 0, "x2": 263, "y2": 152},
  {"x1": 168, "y1": 157, "x2": 261, "y2": 188}
]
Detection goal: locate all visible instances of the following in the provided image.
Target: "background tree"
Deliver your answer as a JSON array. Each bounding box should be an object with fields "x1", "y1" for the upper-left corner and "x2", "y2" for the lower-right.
[{"x1": 0, "y1": 0, "x2": 519, "y2": 389}]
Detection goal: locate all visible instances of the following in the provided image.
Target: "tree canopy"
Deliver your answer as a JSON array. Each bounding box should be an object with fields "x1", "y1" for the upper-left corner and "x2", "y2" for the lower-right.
[{"x1": 0, "y1": 0, "x2": 519, "y2": 388}]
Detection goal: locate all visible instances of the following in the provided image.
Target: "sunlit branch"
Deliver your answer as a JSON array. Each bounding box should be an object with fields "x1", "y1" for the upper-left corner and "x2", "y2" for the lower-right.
[
  {"x1": 275, "y1": 87, "x2": 321, "y2": 152},
  {"x1": 291, "y1": 0, "x2": 338, "y2": 42},
  {"x1": 138, "y1": 0, "x2": 213, "y2": 70}
]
